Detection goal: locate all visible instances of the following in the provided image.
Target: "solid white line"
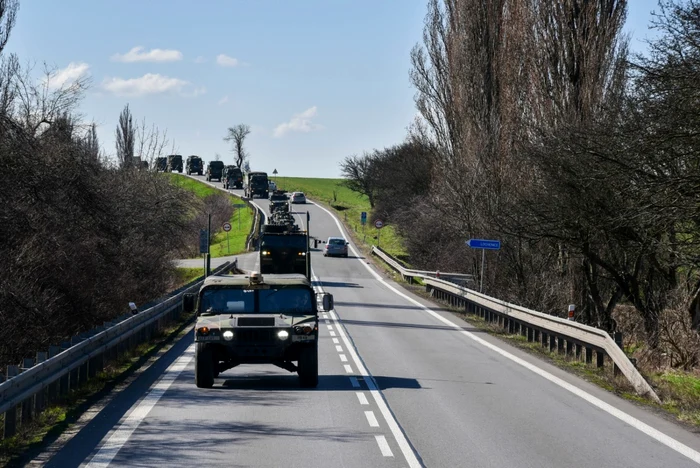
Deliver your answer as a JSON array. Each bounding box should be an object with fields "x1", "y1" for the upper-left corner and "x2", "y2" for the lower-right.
[
  {"x1": 339, "y1": 354, "x2": 348, "y2": 362},
  {"x1": 332, "y1": 338, "x2": 340, "y2": 344},
  {"x1": 357, "y1": 392, "x2": 369, "y2": 405},
  {"x1": 336, "y1": 345, "x2": 343, "y2": 352},
  {"x1": 350, "y1": 377, "x2": 360, "y2": 388},
  {"x1": 329, "y1": 331, "x2": 336, "y2": 337},
  {"x1": 344, "y1": 364, "x2": 354, "y2": 374},
  {"x1": 311, "y1": 199, "x2": 700, "y2": 465},
  {"x1": 375, "y1": 435, "x2": 394, "y2": 457},
  {"x1": 365, "y1": 411, "x2": 380, "y2": 428},
  {"x1": 85, "y1": 345, "x2": 195, "y2": 467}
]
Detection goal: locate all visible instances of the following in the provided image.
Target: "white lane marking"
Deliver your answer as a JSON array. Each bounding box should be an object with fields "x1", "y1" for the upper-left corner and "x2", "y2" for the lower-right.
[
  {"x1": 311, "y1": 199, "x2": 700, "y2": 466},
  {"x1": 336, "y1": 345, "x2": 343, "y2": 352},
  {"x1": 350, "y1": 377, "x2": 360, "y2": 388},
  {"x1": 332, "y1": 338, "x2": 340, "y2": 344},
  {"x1": 365, "y1": 411, "x2": 380, "y2": 427},
  {"x1": 327, "y1": 324, "x2": 333, "y2": 330},
  {"x1": 357, "y1": 392, "x2": 369, "y2": 405},
  {"x1": 339, "y1": 354, "x2": 348, "y2": 362},
  {"x1": 86, "y1": 345, "x2": 195, "y2": 467},
  {"x1": 344, "y1": 364, "x2": 354, "y2": 374},
  {"x1": 329, "y1": 331, "x2": 336, "y2": 337},
  {"x1": 375, "y1": 435, "x2": 394, "y2": 457}
]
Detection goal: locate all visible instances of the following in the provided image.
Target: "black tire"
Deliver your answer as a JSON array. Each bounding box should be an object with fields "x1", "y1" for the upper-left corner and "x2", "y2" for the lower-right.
[
  {"x1": 298, "y1": 344, "x2": 318, "y2": 388},
  {"x1": 195, "y1": 343, "x2": 215, "y2": 388},
  {"x1": 343, "y1": 253, "x2": 348, "y2": 258},
  {"x1": 198, "y1": 171, "x2": 203, "y2": 176}
]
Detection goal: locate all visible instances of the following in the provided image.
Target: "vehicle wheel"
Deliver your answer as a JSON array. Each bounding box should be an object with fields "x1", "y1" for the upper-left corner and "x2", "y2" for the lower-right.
[
  {"x1": 343, "y1": 253, "x2": 348, "y2": 258},
  {"x1": 298, "y1": 344, "x2": 318, "y2": 388},
  {"x1": 195, "y1": 343, "x2": 215, "y2": 388},
  {"x1": 199, "y1": 171, "x2": 203, "y2": 176}
]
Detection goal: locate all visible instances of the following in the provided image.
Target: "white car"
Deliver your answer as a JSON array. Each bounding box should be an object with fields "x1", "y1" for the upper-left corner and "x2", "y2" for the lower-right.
[
  {"x1": 291, "y1": 192, "x2": 306, "y2": 204},
  {"x1": 269, "y1": 181, "x2": 277, "y2": 192}
]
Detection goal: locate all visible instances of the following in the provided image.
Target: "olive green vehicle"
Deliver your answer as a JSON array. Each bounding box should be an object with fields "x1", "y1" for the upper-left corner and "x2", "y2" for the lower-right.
[{"x1": 183, "y1": 272, "x2": 333, "y2": 388}]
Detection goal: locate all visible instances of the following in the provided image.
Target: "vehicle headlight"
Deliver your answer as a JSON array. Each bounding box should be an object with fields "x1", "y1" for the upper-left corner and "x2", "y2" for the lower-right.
[
  {"x1": 277, "y1": 330, "x2": 289, "y2": 340},
  {"x1": 223, "y1": 330, "x2": 234, "y2": 341}
]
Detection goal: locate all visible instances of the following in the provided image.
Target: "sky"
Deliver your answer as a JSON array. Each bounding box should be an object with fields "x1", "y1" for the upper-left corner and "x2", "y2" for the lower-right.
[{"x1": 4, "y1": 0, "x2": 664, "y2": 178}]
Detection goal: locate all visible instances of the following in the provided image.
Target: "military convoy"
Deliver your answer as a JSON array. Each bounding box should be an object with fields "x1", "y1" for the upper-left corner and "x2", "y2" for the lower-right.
[
  {"x1": 244, "y1": 171, "x2": 269, "y2": 199},
  {"x1": 155, "y1": 156, "x2": 167, "y2": 172},
  {"x1": 222, "y1": 165, "x2": 244, "y2": 189},
  {"x1": 206, "y1": 161, "x2": 225, "y2": 182},
  {"x1": 167, "y1": 154, "x2": 183, "y2": 173},
  {"x1": 186, "y1": 155, "x2": 203, "y2": 175}
]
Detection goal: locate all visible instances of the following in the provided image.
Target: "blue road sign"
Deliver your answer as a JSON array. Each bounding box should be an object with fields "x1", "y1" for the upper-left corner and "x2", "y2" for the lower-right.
[
  {"x1": 199, "y1": 229, "x2": 208, "y2": 254},
  {"x1": 466, "y1": 239, "x2": 501, "y2": 250},
  {"x1": 361, "y1": 211, "x2": 367, "y2": 225}
]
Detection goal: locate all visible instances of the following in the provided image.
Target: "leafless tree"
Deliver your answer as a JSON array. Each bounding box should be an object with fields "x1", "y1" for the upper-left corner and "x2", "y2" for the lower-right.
[
  {"x1": 339, "y1": 153, "x2": 379, "y2": 208},
  {"x1": 115, "y1": 103, "x2": 135, "y2": 168},
  {"x1": 224, "y1": 124, "x2": 250, "y2": 167},
  {"x1": 0, "y1": 0, "x2": 18, "y2": 55},
  {"x1": 136, "y1": 117, "x2": 169, "y2": 167}
]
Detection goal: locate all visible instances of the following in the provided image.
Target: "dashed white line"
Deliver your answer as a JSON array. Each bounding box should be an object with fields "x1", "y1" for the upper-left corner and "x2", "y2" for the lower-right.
[
  {"x1": 365, "y1": 411, "x2": 380, "y2": 427},
  {"x1": 327, "y1": 324, "x2": 333, "y2": 330},
  {"x1": 329, "y1": 331, "x2": 336, "y2": 337},
  {"x1": 344, "y1": 364, "x2": 353, "y2": 374},
  {"x1": 335, "y1": 345, "x2": 343, "y2": 352},
  {"x1": 357, "y1": 392, "x2": 369, "y2": 405},
  {"x1": 339, "y1": 354, "x2": 348, "y2": 362},
  {"x1": 85, "y1": 345, "x2": 194, "y2": 467},
  {"x1": 375, "y1": 435, "x2": 394, "y2": 457},
  {"x1": 349, "y1": 377, "x2": 360, "y2": 388},
  {"x1": 332, "y1": 338, "x2": 340, "y2": 344}
]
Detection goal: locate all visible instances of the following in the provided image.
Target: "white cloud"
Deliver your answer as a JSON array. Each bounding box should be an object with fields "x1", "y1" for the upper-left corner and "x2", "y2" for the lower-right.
[
  {"x1": 218, "y1": 95, "x2": 229, "y2": 106},
  {"x1": 273, "y1": 106, "x2": 322, "y2": 138},
  {"x1": 102, "y1": 73, "x2": 190, "y2": 97},
  {"x1": 47, "y1": 62, "x2": 90, "y2": 89},
  {"x1": 111, "y1": 46, "x2": 183, "y2": 63},
  {"x1": 194, "y1": 56, "x2": 207, "y2": 63},
  {"x1": 216, "y1": 54, "x2": 239, "y2": 67}
]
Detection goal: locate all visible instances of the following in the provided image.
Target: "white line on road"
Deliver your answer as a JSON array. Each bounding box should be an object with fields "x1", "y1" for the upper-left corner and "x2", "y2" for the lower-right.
[
  {"x1": 375, "y1": 435, "x2": 395, "y2": 457},
  {"x1": 350, "y1": 377, "x2": 360, "y2": 388},
  {"x1": 336, "y1": 345, "x2": 343, "y2": 352},
  {"x1": 329, "y1": 331, "x2": 336, "y2": 337},
  {"x1": 312, "y1": 199, "x2": 700, "y2": 466},
  {"x1": 339, "y1": 354, "x2": 348, "y2": 362},
  {"x1": 344, "y1": 364, "x2": 353, "y2": 374},
  {"x1": 85, "y1": 345, "x2": 195, "y2": 467},
  {"x1": 357, "y1": 392, "x2": 369, "y2": 405},
  {"x1": 365, "y1": 411, "x2": 380, "y2": 427},
  {"x1": 332, "y1": 338, "x2": 340, "y2": 344},
  {"x1": 327, "y1": 324, "x2": 333, "y2": 330}
]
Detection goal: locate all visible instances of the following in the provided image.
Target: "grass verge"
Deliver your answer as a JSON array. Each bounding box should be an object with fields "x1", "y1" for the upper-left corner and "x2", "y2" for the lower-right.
[
  {"x1": 174, "y1": 267, "x2": 204, "y2": 286},
  {"x1": 0, "y1": 310, "x2": 196, "y2": 467}
]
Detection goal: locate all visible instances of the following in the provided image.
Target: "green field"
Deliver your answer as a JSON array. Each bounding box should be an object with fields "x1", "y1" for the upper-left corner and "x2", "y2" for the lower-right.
[
  {"x1": 273, "y1": 176, "x2": 407, "y2": 259},
  {"x1": 165, "y1": 174, "x2": 254, "y2": 258}
]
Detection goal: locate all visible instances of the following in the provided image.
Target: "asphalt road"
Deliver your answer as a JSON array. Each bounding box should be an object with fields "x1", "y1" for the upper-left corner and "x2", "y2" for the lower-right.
[{"x1": 41, "y1": 174, "x2": 700, "y2": 467}]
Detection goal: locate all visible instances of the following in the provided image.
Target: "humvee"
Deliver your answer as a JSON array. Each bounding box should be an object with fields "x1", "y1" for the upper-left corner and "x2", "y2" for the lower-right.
[
  {"x1": 155, "y1": 156, "x2": 167, "y2": 172},
  {"x1": 183, "y1": 272, "x2": 333, "y2": 388},
  {"x1": 167, "y1": 154, "x2": 183, "y2": 173},
  {"x1": 186, "y1": 155, "x2": 203, "y2": 175}
]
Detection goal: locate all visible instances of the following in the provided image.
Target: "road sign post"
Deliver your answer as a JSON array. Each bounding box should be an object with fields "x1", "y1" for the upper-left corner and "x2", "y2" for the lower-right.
[
  {"x1": 375, "y1": 219, "x2": 384, "y2": 247},
  {"x1": 223, "y1": 222, "x2": 232, "y2": 253},
  {"x1": 466, "y1": 238, "x2": 501, "y2": 293}
]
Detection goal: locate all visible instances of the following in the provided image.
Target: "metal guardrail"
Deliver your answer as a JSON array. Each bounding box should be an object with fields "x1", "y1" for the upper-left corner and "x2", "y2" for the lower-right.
[
  {"x1": 370, "y1": 246, "x2": 660, "y2": 402},
  {"x1": 0, "y1": 259, "x2": 238, "y2": 439}
]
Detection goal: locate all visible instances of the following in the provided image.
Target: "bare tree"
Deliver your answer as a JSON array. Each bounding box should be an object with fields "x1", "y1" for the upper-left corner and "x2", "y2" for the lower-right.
[
  {"x1": 214, "y1": 153, "x2": 221, "y2": 161},
  {"x1": 0, "y1": 0, "x2": 19, "y2": 55},
  {"x1": 115, "y1": 103, "x2": 135, "y2": 168},
  {"x1": 135, "y1": 117, "x2": 169, "y2": 167},
  {"x1": 339, "y1": 153, "x2": 379, "y2": 208},
  {"x1": 223, "y1": 124, "x2": 250, "y2": 167}
]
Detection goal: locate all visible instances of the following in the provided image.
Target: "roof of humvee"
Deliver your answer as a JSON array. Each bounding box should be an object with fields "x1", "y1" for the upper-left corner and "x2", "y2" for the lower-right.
[{"x1": 201, "y1": 273, "x2": 310, "y2": 288}]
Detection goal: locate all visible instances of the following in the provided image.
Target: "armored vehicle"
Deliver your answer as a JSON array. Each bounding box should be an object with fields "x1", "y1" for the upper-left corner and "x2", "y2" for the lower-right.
[
  {"x1": 184, "y1": 272, "x2": 333, "y2": 388},
  {"x1": 206, "y1": 160, "x2": 225, "y2": 182},
  {"x1": 186, "y1": 155, "x2": 203, "y2": 175},
  {"x1": 155, "y1": 156, "x2": 167, "y2": 172},
  {"x1": 167, "y1": 154, "x2": 183, "y2": 173},
  {"x1": 244, "y1": 171, "x2": 269, "y2": 199},
  {"x1": 260, "y1": 211, "x2": 310, "y2": 278},
  {"x1": 223, "y1": 165, "x2": 244, "y2": 189}
]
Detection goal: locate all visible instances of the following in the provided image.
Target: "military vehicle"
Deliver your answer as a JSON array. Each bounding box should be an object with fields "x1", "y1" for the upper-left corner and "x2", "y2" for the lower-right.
[
  {"x1": 206, "y1": 160, "x2": 225, "y2": 182},
  {"x1": 222, "y1": 165, "x2": 244, "y2": 189},
  {"x1": 259, "y1": 210, "x2": 310, "y2": 278},
  {"x1": 244, "y1": 171, "x2": 269, "y2": 199},
  {"x1": 183, "y1": 272, "x2": 333, "y2": 388},
  {"x1": 167, "y1": 154, "x2": 183, "y2": 173},
  {"x1": 186, "y1": 155, "x2": 204, "y2": 175},
  {"x1": 155, "y1": 156, "x2": 167, "y2": 172}
]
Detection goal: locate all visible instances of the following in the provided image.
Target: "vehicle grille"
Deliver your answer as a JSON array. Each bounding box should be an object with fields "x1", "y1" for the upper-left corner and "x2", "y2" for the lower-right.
[
  {"x1": 237, "y1": 317, "x2": 275, "y2": 327},
  {"x1": 236, "y1": 329, "x2": 277, "y2": 343}
]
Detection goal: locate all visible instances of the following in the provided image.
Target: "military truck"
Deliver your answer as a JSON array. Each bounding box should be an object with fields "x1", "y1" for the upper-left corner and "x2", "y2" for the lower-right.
[
  {"x1": 155, "y1": 156, "x2": 167, "y2": 172},
  {"x1": 222, "y1": 165, "x2": 244, "y2": 189},
  {"x1": 259, "y1": 211, "x2": 310, "y2": 278},
  {"x1": 167, "y1": 154, "x2": 183, "y2": 173},
  {"x1": 183, "y1": 272, "x2": 333, "y2": 388},
  {"x1": 186, "y1": 155, "x2": 203, "y2": 175},
  {"x1": 206, "y1": 160, "x2": 225, "y2": 182},
  {"x1": 244, "y1": 171, "x2": 269, "y2": 199}
]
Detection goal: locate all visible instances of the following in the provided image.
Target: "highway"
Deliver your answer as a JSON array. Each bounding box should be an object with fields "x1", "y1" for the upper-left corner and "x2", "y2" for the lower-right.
[{"x1": 40, "y1": 174, "x2": 700, "y2": 467}]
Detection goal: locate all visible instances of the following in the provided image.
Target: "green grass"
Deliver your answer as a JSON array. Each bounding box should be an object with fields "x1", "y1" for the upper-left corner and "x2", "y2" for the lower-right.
[
  {"x1": 165, "y1": 173, "x2": 254, "y2": 258},
  {"x1": 174, "y1": 267, "x2": 204, "y2": 286},
  {"x1": 273, "y1": 176, "x2": 407, "y2": 260}
]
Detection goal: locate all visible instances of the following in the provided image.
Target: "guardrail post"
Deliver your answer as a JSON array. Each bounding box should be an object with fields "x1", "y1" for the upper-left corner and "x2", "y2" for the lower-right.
[
  {"x1": 534, "y1": 329, "x2": 540, "y2": 342},
  {"x1": 541, "y1": 332, "x2": 548, "y2": 347},
  {"x1": 35, "y1": 352, "x2": 48, "y2": 411},
  {"x1": 3, "y1": 365, "x2": 19, "y2": 438},
  {"x1": 585, "y1": 347, "x2": 593, "y2": 364},
  {"x1": 527, "y1": 327, "x2": 533, "y2": 342},
  {"x1": 613, "y1": 332, "x2": 623, "y2": 376},
  {"x1": 20, "y1": 358, "x2": 36, "y2": 424},
  {"x1": 48, "y1": 345, "x2": 61, "y2": 402},
  {"x1": 596, "y1": 350, "x2": 605, "y2": 368},
  {"x1": 60, "y1": 341, "x2": 71, "y2": 395},
  {"x1": 549, "y1": 336, "x2": 557, "y2": 353},
  {"x1": 575, "y1": 343, "x2": 582, "y2": 360}
]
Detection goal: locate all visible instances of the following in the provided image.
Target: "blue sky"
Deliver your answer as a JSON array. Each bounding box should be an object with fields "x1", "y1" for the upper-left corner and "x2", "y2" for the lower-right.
[{"x1": 5, "y1": 0, "x2": 662, "y2": 178}]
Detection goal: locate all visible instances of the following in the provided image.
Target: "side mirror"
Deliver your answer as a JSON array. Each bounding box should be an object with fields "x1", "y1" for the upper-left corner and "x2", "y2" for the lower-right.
[
  {"x1": 322, "y1": 293, "x2": 334, "y2": 311},
  {"x1": 183, "y1": 293, "x2": 196, "y2": 313},
  {"x1": 345, "y1": 242, "x2": 349, "y2": 246}
]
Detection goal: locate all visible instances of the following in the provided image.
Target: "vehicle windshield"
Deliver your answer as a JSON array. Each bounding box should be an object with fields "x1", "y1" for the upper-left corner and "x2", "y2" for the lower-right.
[
  {"x1": 200, "y1": 287, "x2": 313, "y2": 315},
  {"x1": 329, "y1": 239, "x2": 346, "y2": 246},
  {"x1": 261, "y1": 235, "x2": 307, "y2": 249}
]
